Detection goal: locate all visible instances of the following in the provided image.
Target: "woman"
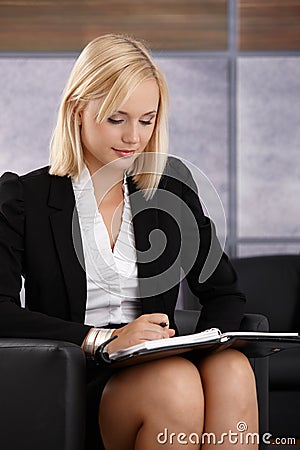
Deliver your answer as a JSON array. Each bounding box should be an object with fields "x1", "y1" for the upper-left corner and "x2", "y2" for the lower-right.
[{"x1": 0, "y1": 34, "x2": 258, "y2": 449}]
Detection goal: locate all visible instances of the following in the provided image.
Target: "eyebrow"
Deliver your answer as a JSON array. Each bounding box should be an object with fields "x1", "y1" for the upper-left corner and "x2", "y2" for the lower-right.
[{"x1": 114, "y1": 110, "x2": 157, "y2": 116}]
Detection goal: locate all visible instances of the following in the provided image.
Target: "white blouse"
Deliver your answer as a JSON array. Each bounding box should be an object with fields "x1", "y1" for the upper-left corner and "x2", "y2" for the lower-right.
[{"x1": 72, "y1": 166, "x2": 141, "y2": 327}]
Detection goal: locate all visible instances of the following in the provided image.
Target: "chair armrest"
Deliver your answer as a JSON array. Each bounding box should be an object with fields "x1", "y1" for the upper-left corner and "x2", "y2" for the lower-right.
[
  {"x1": 239, "y1": 314, "x2": 270, "y2": 442},
  {"x1": 240, "y1": 313, "x2": 270, "y2": 332},
  {"x1": 0, "y1": 339, "x2": 86, "y2": 450},
  {"x1": 174, "y1": 308, "x2": 200, "y2": 335},
  {"x1": 175, "y1": 310, "x2": 269, "y2": 334}
]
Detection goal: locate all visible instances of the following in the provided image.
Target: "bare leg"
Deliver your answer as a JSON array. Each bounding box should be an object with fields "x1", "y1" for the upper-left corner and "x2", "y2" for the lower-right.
[
  {"x1": 197, "y1": 349, "x2": 259, "y2": 449},
  {"x1": 99, "y1": 356, "x2": 204, "y2": 450}
]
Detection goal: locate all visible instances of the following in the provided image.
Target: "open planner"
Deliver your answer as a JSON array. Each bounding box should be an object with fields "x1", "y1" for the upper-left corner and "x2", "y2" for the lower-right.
[{"x1": 104, "y1": 328, "x2": 300, "y2": 368}]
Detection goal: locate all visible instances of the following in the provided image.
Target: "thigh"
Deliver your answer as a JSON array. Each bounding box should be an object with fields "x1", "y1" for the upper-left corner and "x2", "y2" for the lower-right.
[
  {"x1": 196, "y1": 348, "x2": 253, "y2": 380},
  {"x1": 194, "y1": 348, "x2": 256, "y2": 408},
  {"x1": 101, "y1": 355, "x2": 203, "y2": 412},
  {"x1": 99, "y1": 356, "x2": 204, "y2": 450}
]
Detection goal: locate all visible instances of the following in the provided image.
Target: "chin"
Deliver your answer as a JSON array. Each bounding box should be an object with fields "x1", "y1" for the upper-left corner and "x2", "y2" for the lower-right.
[{"x1": 110, "y1": 154, "x2": 139, "y2": 171}]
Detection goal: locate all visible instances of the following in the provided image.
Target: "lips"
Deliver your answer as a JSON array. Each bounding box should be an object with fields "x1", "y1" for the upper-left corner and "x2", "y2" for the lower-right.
[{"x1": 112, "y1": 148, "x2": 136, "y2": 157}]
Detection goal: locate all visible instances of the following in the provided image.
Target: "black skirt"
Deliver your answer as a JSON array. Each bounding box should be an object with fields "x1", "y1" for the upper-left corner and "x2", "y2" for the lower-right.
[
  {"x1": 85, "y1": 324, "x2": 127, "y2": 450},
  {"x1": 85, "y1": 363, "x2": 114, "y2": 450}
]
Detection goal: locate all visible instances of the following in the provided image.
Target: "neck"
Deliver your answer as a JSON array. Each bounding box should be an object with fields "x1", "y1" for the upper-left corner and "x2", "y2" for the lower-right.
[{"x1": 85, "y1": 161, "x2": 125, "y2": 204}]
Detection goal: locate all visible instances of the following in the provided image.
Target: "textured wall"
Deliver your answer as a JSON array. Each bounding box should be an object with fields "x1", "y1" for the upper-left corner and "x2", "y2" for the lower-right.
[
  {"x1": 237, "y1": 58, "x2": 300, "y2": 253},
  {"x1": 0, "y1": 55, "x2": 299, "y2": 257},
  {"x1": 0, "y1": 58, "x2": 75, "y2": 174}
]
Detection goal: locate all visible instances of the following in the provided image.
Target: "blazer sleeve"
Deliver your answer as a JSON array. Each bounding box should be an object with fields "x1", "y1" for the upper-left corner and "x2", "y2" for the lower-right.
[
  {"x1": 176, "y1": 161, "x2": 246, "y2": 332},
  {"x1": 0, "y1": 172, "x2": 91, "y2": 345}
]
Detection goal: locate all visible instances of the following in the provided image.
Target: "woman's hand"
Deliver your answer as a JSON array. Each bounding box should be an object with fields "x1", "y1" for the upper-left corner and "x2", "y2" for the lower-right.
[{"x1": 106, "y1": 313, "x2": 175, "y2": 354}]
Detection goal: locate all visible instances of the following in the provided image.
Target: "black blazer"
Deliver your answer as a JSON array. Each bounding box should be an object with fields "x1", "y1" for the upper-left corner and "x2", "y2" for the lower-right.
[{"x1": 0, "y1": 157, "x2": 245, "y2": 345}]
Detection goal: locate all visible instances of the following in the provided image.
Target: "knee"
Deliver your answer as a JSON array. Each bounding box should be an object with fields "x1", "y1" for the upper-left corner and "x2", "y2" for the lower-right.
[
  {"x1": 199, "y1": 349, "x2": 257, "y2": 400},
  {"x1": 145, "y1": 356, "x2": 203, "y2": 404},
  {"x1": 201, "y1": 349, "x2": 254, "y2": 379},
  {"x1": 125, "y1": 357, "x2": 204, "y2": 424},
  {"x1": 149, "y1": 357, "x2": 204, "y2": 428},
  {"x1": 224, "y1": 349, "x2": 256, "y2": 388},
  {"x1": 154, "y1": 356, "x2": 201, "y2": 386},
  {"x1": 105, "y1": 356, "x2": 203, "y2": 404}
]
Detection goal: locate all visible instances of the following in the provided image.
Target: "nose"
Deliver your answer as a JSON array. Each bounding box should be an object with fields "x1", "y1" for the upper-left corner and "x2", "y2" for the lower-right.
[{"x1": 122, "y1": 122, "x2": 140, "y2": 145}]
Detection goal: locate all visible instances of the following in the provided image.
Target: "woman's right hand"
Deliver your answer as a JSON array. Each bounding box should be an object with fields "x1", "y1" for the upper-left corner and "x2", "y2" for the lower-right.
[{"x1": 106, "y1": 313, "x2": 175, "y2": 354}]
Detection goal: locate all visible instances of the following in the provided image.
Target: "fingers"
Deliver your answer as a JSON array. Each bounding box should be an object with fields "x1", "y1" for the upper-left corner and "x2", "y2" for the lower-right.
[
  {"x1": 106, "y1": 314, "x2": 175, "y2": 354},
  {"x1": 144, "y1": 313, "x2": 170, "y2": 328},
  {"x1": 139, "y1": 313, "x2": 175, "y2": 339},
  {"x1": 168, "y1": 328, "x2": 176, "y2": 338}
]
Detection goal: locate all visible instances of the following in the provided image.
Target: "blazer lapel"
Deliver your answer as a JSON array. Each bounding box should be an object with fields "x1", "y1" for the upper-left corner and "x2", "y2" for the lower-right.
[
  {"x1": 127, "y1": 176, "x2": 167, "y2": 314},
  {"x1": 48, "y1": 175, "x2": 87, "y2": 323}
]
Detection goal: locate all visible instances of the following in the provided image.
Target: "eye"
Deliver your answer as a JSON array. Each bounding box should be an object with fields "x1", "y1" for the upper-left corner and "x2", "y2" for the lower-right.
[
  {"x1": 108, "y1": 117, "x2": 123, "y2": 124},
  {"x1": 139, "y1": 119, "x2": 153, "y2": 126}
]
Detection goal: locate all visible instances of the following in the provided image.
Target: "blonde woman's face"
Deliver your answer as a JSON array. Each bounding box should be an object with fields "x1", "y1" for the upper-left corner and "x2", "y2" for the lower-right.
[{"x1": 79, "y1": 79, "x2": 159, "y2": 175}]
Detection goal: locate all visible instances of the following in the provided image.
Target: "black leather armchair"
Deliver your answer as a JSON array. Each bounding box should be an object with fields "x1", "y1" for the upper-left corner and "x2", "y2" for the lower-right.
[
  {"x1": 231, "y1": 254, "x2": 300, "y2": 439},
  {"x1": 0, "y1": 310, "x2": 269, "y2": 450},
  {"x1": 0, "y1": 339, "x2": 86, "y2": 450}
]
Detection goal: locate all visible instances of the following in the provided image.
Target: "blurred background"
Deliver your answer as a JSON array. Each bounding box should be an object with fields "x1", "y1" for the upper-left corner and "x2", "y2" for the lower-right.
[{"x1": 0, "y1": 0, "x2": 299, "y2": 258}]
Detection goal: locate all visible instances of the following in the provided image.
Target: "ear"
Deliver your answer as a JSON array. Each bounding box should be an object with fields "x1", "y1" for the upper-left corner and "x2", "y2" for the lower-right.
[{"x1": 77, "y1": 110, "x2": 82, "y2": 126}]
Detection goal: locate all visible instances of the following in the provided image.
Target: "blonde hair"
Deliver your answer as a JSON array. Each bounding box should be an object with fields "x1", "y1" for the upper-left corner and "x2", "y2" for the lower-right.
[{"x1": 49, "y1": 34, "x2": 169, "y2": 197}]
